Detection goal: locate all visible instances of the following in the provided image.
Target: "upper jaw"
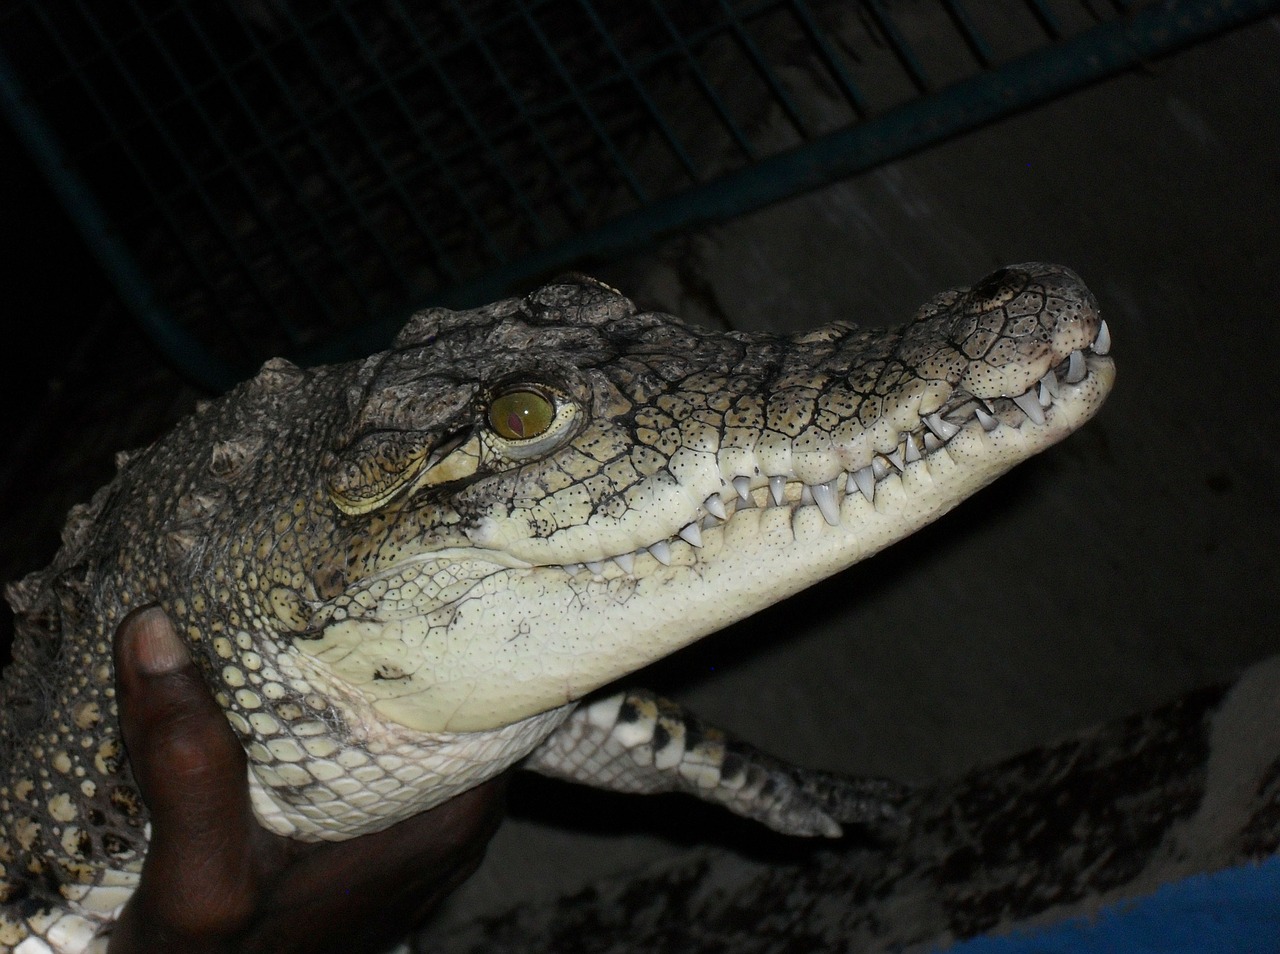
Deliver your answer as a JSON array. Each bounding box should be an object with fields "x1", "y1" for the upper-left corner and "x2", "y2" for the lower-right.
[{"x1": 475, "y1": 313, "x2": 1115, "y2": 581}]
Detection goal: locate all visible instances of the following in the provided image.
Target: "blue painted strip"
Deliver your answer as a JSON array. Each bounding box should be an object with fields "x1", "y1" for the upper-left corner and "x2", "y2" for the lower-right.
[{"x1": 935, "y1": 855, "x2": 1280, "y2": 954}]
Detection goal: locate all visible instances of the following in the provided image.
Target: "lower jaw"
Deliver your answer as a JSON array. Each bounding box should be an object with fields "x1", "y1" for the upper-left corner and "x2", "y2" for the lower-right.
[{"x1": 420, "y1": 372, "x2": 1110, "y2": 733}]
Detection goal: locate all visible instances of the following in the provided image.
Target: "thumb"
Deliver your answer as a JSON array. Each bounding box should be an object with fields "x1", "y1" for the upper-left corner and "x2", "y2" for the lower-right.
[{"x1": 113, "y1": 607, "x2": 258, "y2": 922}]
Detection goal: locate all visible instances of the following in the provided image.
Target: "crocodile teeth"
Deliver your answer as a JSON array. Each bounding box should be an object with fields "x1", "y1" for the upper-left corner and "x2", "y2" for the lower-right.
[
  {"x1": 1012, "y1": 389, "x2": 1045, "y2": 425},
  {"x1": 603, "y1": 360, "x2": 1115, "y2": 576},
  {"x1": 1094, "y1": 319, "x2": 1111, "y2": 356},
  {"x1": 678, "y1": 522, "x2": 703, "y2": 548},
  {"x1": 769, "y1": 476, "x2": 786, "y2": 507},
  {"x1": 925, "y1": 413, "x2": 959, "y2": 441},
  {"x1": 849, "y1": 465, "x2": 876, "y2": 502},
  {"x1": 811, "y1": 480, "x2": 841, "y2": 526},
  {"x1": 565, "y1": 563, "x2": 584, "y2": 576},
  {"x1": 586, "y1": 337, "x2": 1113, "y2": 577},
  {"x1": 1065, "y1": 349, "x2": 1087, "y2": 384}
]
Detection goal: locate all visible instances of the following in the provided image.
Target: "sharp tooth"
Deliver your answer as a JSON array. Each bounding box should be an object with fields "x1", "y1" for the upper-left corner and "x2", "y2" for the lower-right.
[
  {"x1": 974, "y1": 405, "x2": 999, "y2": 431},
  {"x1": 811, "y1": 480, "x2": 841, "y2": 526},
  {"x1": 904, "y1": 433, "x2": 921, "y2": 463},
  {"x1": 613, "y1": 552, "x2": 635, "y2": 574},
  {"x1": 800, "y1": 484, "x2": 814, "y2": 505},
  {"x1": 1094, "y1": 319, "x2": 1111, "y2": 356},
  {"x1": 678, "y1": 522, "x2": 703, "y2": 548},
  {"x1": 733, "y1": 476, "x2": 752, "y2": 502},
  {"x1": 886, "y1": 448, "x2": 905, "y2": 472},
  {"x1": 923, "y1": 431, "x2": 941, "y2": 453},
  {"x1": 1065, "y1": 349, "x2": 1087, "y2": 384},
  {"x1": 648, "y1": 541, "x2": 672, "y2": 566},
  {"x1": 925, "y1": 413, "x2": 959, "y2": 441},
  {"x1": 565, "y1": 563, "x2": 583, "y2": 576},
  {"x1": 849, "y1": 466, "x2": 876, "y2": 502},
  {"x1": 872, "y1": 457, "x2": 892, "y2": 480},
  {"x1": 1012, "y1": 389, "x2": 1045, "y2": 425},
  {"x1": 1037, "y1": 380, "x2": 1053, "y2": 408},
  {"x1": 585, "y1": 560, "x2": 606, "y2": 576},
  {"x1": 704, "y1": 493, "x2": 727, "y2": 521},
  {"x1": 769, "y1": 476, "x2": 786, "y2": 507},
  {"x1": 1039, "y1": 371, "x2": 1059, "y2": 398}
]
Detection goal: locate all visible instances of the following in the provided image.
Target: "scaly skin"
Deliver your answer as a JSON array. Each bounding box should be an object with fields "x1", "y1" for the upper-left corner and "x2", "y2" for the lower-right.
[{"x1": 0, "y1": 265, "x2": 1114, "y2": 952}]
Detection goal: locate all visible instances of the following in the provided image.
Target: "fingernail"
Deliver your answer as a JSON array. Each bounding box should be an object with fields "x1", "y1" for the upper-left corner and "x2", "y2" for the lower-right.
[{"x1": 131, "y1": 608, "x2": 191, "y2": 674}]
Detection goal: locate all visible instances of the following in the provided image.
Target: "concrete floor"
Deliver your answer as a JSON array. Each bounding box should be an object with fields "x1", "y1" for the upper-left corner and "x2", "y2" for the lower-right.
[{"x1": 421, "y1": 15, "x2": 1280, "y2": 939}]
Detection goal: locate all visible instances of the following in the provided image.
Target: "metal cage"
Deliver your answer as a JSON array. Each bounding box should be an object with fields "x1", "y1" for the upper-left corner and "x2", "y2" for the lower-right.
[{"x1": 1, "y1": 0, "x2": 1275, "y2": 387}]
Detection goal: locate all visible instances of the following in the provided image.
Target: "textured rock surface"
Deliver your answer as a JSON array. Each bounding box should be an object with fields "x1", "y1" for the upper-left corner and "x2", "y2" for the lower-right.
[{"x1": 426, "y1": 656, "x2": 1280, "y2": 953}]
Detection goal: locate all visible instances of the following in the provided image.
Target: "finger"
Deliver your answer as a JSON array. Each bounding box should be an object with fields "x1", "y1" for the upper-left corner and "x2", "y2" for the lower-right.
[
  {"x1": 113, "y1": 606, "x2": 258, "y2": 927},
  {"x1": 114, "y1": 607, "x2": 249, "y2": 819}
]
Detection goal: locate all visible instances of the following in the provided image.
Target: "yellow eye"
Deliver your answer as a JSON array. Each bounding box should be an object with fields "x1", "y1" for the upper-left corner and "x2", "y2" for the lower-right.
[{"x1": 488, "y1": 388, "x2": 555, "y2": 441}]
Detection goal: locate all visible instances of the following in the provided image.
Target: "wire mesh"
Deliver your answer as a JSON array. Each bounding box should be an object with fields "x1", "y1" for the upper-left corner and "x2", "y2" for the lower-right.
[{"x1": 0, "y1": 0, "x2": 1274, "y2": 384}]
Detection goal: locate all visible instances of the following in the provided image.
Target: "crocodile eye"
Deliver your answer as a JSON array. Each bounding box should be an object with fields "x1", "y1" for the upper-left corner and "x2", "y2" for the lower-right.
[{"x1": 488, "y1": 388, "x2": 555, "y2": 441}]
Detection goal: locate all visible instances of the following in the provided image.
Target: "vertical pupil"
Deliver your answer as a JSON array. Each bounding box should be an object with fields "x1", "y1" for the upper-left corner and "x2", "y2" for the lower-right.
[{"x1": 506, "y1": 410, "x2": 526, "y2": 437}]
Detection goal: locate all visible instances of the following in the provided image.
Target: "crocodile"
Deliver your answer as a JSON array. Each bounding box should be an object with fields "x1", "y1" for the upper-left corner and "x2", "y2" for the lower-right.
[{"x1": 0, "y1": 264, "x2": 1114, "y2": 953}]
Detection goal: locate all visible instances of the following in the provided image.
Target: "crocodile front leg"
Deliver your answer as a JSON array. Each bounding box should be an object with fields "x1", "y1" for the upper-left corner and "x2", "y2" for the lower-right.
[{"x1": 524, "y1": 689, "x2": 909, "y2": 838}]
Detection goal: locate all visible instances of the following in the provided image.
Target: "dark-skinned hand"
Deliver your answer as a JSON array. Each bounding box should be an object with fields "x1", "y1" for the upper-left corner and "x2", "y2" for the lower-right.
[{"x1": 107, "y1": 606, "x2": 507, "y2": 954}]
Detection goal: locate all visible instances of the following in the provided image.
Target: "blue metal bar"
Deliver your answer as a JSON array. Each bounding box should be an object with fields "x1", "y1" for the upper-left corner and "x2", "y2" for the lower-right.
[
  {"x1": 269, "y1": 7, "x2": 436, "y2": 297},
  {"x1": 863, "y1": 0, "x2": 932, "y2": 92},
  {"x1": 788, "y1": 0, "x2": 870, "y2": 116},
  {"x1": 123, "y1": 0, "x2": 334, "y2": 344},
  {"x1": 330, "y1": 3, "x2": 513, "y2": 265},
  {"x1": 574, "y1": 0, "x2": 700, "y2": 182},
  {"x1": 20, "y1": 2, "x2": 257, "y2": 363},
  {"x1": 173, "y1": 3, "x2": 379, "y2": 325},
  {"x1": 445, "y1": 0, "x2": 588, "y2": 212},
  {"x1": 940, "y1": 0, "x2": 996, "y2": 69},
  {"x1": 715, "y1": 0, "x2": 810, "y2": 139},
  {"x1": 935, "y1": 854, "x2": 1280, "y2": 953},
  {"x1": 511, "y1": 0, "x2": 649, "y2": 205},
  {"x1": 642, "y1": 0, "x2": 756, "y2": 164},
  {"x1": 12, "y1": 0, "x2": 1277, "y2": 389},
  {"x1": 386, "y1": 0, "x2": 552, "y2": 254},
  {"x1": 218, "y1": 0, "x2": 431, "y2": 291},
  {"x1": 1026, "y1": 0, "x2": 1065, "y2": 40},
  {"x1": 367, "y1": 0, "x2": 1280, "y2": 334},
  {"x1": 70, "y1": 0, "x2": 285, "y2": 359},
  {"x1": 0, "y1": 44, "x2": 236, "y2": 391},
  {"x1": 90, "y1": 0, "x2": 785, "y2": 210}
]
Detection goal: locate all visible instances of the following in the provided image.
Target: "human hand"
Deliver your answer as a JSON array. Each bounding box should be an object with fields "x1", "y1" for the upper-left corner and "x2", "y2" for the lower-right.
[{"x1": 107, "y1": 606, "x2": 506, "y2": 954}]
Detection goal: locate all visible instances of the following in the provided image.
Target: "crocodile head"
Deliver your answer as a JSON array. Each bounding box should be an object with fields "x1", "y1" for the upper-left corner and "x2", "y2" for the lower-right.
[
  {"x1": 279, "y1": 263, "x2": 1113, "y2": 735},
  {"x1": 0, "y1": 263, "x2": 1115, "y2": 936}
]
